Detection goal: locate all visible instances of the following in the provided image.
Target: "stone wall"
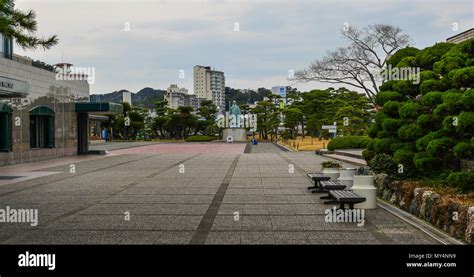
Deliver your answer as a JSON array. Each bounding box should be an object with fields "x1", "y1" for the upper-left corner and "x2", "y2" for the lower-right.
[{"x1": 375, "y1": 174, "x2": 474, "y2": 244}]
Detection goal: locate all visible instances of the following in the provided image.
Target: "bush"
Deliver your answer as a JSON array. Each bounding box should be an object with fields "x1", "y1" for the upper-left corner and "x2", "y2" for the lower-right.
[
  {"x1": 375, "y1": 91, "x2": 405, "y2": 106},
  {"x1": 426, "y1": 138, "x2": 454, "y2": 158},
  {"x1": 369, "y1": 154, "x2": 397, "y2": 175},
  {"x1": 416, "y1": 132, "x2": 440, "y2": 152},
  {"x1": 413, "y1": 152, "x2": 439, "y2": 174},
  {"x1": 421, "y1": 91, "x2": 443, "y2": 107},
  {"x1": 453, "y1": 141, "x2": 473, "y2": 159},
  {"x1": 321, "y1": 161, "x2": 342, "y2": 169},
  {"x1": 399, "y1": 102, "x2": 422, "y2": 120},
  {"x1": 382, "y1": 118, "x2": 402, "y2": 132},
  {"x1": 362, "y1": 149, "x2": 375, "y2": 162},
  {"x1": 398, "y1": 124, "x2": 423, "y2": 141},
  {"x1": 416, "y1": 114, "x2": 440, "y2": 131},
  {"x1": 185, "y1": 135, "x2": 216, "y2": 142},
  {"x1": 393, "y1": 149, "x2": 415, "y2": 175},
  {"x1": 444, "y1": 171, "x2": 474, "y2": 193},
  {"x1": 327, "y1": 136, "x2": 372, "y2": 151},
  {"x1": 387, "y1": 47, "x2": 420, "y2": 67},
  {"x1": 420, "y1": 79, "x2": 449, "y2": 94},
  {"x1": 373, "y1": 138, "x2": 397, "y2": 154},
  {"x1": 383, "y1": 101, "x2": 401, "y2": 117},
  {"x1": 448, "y1": 66, "x2": 474, "y2": 88}
]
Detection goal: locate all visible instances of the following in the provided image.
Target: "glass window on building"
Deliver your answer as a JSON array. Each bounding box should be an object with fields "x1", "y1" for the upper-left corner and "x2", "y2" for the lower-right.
[
  {"x1": 0, "y1": 103, "x2": 13, "y2": 152},
  {"x1": 29, "y1": 106, "x2": 55, "y2": 148}
]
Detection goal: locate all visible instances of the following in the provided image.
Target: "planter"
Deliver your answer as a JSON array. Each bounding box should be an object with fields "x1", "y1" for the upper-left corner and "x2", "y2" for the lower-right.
[
  {"x1": 338, "y1": 168, "x2": 357, "y2": 189},
  {"x1": 352, "y1": 175, "x2": 377, "y2": 209},
  {"x1": 321, "y1": 168, "x2": 340, "y2": 180}
]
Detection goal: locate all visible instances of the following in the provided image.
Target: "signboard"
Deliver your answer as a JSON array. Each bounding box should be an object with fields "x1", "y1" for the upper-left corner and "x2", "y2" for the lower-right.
[
  {"x1": 328, "y1": 129, "x2": 337, "y2": 133},
  {"x1": 321, "y1": 125, "x2": 337, "y2": 129},
  {"x1": 279, "y1": 86, "x2": 286, "y2": 97},
  {"x1": 0, "y1": 76, "x2": 29, "y2": 97}
]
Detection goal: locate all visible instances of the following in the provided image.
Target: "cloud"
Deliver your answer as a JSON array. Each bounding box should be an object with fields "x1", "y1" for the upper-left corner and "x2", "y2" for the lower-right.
[{"x1": 14, "y1": 0, "x2": 474, "y2": 94}]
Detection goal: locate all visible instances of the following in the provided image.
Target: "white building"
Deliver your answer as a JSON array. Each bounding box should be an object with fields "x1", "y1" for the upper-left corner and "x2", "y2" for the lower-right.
[
  {"x1": 193, "y1": 65, "x2": 225, "y2": 112},
  {"x1": 122, "y1": 90, "x2": 132, "y2": 105},
  {"x1": 165, "y1": 84, "x2": 203, "y2": 111}
]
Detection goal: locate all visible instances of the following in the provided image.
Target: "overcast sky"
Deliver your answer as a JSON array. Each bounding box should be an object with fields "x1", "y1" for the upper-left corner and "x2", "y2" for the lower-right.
[{"x1": 15, "y1": 0, "x2": 474, "y2": 95}]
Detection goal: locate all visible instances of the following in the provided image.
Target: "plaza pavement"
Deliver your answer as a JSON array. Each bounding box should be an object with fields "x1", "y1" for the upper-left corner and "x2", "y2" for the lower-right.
[{"x1": 0, "y1": 142, "x2": 439, "y2": 244}]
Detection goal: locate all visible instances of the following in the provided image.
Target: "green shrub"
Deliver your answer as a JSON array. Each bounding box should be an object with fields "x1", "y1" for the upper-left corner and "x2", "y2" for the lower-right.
[
  {"x1": 461, "y1": 89, "x2": 474, "y2": 110},
  {"x1": 444, "y1": 171, "x2": 474, "y2": 193},
  {"x1": 399, "y1": 102, "x2": 422, "y2": 120},
  {"x1": 367, "y1": 124, "x2": 380, "y2": 139},
  {"x1": 456, "y1": 111, "x2": 474, "y2": 135},
  {"x1": 421, "y1": 91, "x2": 443, "y2": 107},
  {"x1": 362, "y1": 149, "x2": 375, "y2": 162},
  {"x1": 426, "y1": 138, "x2": 454, "y2": 158},
  {"x1": 453, "y1": 141, "x2": 473, "y2": 159},
  {"x1": 369, "y1": 154, "x2": 397, "y2": 175},
  {"x1": 377, "y1": 131, "x2": 391, "y2": 139},
  {"x1": 416, "y1": 132, "x2": 440, "y2": 152},
  {"x1": 420, "y1": 79, "x2": 449, "y2": 94},
  {"x1": 373, "y1": 138, "x2": 397, "y2": 154},
  {"x1": 416, "y1": 114, "x2": 440, "y2": 131},
  {"x1": 321, "y1": 161, "x2": 342, "y2": 169},
  {"x1": 390, "y1": 142, "x2": 414, "y2": 152},
  {"x1": 383, "y1": 101, "x2": 401, "y2": 117},
  {"x1": 375, "y1": 91, "x2": 405, "y2": 106},
  {"x1": 387, "y1": 47, "x2": 420, "y2": 67},
  {"x1": 393, "y1": 149, "x2": 415, "y2": 175},
  {"x1": 398, "y1": 124, "x2": 423, "y2": 141},
  {"x1": 416, "y1": 42, "x2": 454, "y2": 70},
  {"x1": 396, "y1": 56, "x2": 417, "y2": 67},
  {"x1": 327, "y1": 136, "x2": 372, "y2": 151},
  {"x1": 379, "y1": 80, "x2": 397, "y2": 92},
  {"x1": 419, "y1": 70, "x2": 438, "y2": 83},
  {"x1": 382, "y1": 118, "x2": 402, "y2": 132},
  {"x1": 413, "y1": 152, "x2": 439, "y2": 174},
  {"x1": 392, "y1": 80, "x2": 419, "y2": 97},
  {"x1": 185, "y1": 135, "x2": 216, "y2": 142},
  {"x1": 448, "y1": 66, "x2": 474, "y2": 88}
]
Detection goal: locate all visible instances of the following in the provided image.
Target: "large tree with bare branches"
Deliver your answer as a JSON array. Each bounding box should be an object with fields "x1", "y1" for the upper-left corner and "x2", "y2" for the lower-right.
[{"x1": 295, "y1": 24, "x2": 411, "y2": 104}]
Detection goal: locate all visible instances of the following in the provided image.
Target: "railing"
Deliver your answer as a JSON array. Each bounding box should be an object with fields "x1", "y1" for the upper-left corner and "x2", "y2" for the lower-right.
[{"x1": 1, "y1": 52, "x2": 55, "y2": 72}]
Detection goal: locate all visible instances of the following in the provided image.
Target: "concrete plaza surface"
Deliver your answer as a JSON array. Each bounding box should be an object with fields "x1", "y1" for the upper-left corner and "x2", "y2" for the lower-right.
[{"x1": 0, "y1": 142, "x2": 438, "y2": 245}]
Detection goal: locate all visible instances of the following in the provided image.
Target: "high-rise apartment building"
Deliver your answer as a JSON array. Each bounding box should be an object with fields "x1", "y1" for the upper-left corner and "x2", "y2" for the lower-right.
[
  {"x1": 193, "y1": 65, "x2": 225, "y2": 112},
  {"x1": 165, "y1": 84, "x2": 203, "y2": 111}
]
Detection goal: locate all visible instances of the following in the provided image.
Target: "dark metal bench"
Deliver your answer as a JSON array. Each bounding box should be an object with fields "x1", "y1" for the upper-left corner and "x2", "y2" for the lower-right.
[
  {"x1": 307, "y1": 173, "x2": 331, "y2": 193},
  {"x1": 318, "y1": 180, "x2": 347, "y2": 201},
  {"x1": 329, "y1": 190, "x2": 366, "y2": 209}
]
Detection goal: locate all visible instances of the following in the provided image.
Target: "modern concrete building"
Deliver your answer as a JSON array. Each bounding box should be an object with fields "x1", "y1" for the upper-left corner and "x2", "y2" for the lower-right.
[
  {"x1": 446, "y1": 28, "x2": 474, "y2": 44},
  {"x1": 193, "y1": 65, "x2": 225, "y2": 112},
  {"x1": 122, "y1": 90, "x2": 132, "y2": 105},
  {"x1": 0, "y1": 35, "x2": 121, "y2": 166},
  {"x1": 165, "y1": 84, "x2": 203, "y2": 111}
]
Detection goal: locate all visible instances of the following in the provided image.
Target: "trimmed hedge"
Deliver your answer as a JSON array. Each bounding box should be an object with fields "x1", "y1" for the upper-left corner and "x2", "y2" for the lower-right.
[
  {"x1": 185, "y1": 135, "x2": 216, "y2": 142},
  {"x1": 327, "y1": 136, "x2": 372, "y2": 151}
]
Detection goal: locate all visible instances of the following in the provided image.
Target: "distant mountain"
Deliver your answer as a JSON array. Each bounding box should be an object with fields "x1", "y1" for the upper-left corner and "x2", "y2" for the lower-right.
[{"x1": 90, "y1": 87, "x2": 165, "y2": 109}]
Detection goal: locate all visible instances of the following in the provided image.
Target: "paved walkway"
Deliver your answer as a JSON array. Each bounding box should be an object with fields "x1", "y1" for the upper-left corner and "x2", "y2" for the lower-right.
[{"x1": 0, "y1": 143, "x2": 438, "y2": 244}]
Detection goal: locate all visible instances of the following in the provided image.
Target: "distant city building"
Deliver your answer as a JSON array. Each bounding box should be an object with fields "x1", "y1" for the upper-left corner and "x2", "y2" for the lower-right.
[
  {"x1": 165, "y1": 84, "x2": 204, "y2": 111},
  {"x1": 446, "y1": 28, "x2": 474, "y2": 44},
  {"x1": 122, "y1": 90, "x2": 132, "y2": 104},
  {"x1": 193, "y1": 65, "x2": 225, "y2": 112}
]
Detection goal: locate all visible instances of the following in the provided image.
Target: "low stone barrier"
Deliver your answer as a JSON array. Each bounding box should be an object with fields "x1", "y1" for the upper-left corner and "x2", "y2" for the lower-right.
[{"x1": 374, "y1": 174, "x2": 473, "y2": 244}]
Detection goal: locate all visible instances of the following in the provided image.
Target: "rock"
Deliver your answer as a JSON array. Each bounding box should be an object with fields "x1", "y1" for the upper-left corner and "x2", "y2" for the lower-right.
[{"x1": 467, "y1": 206, "x2": 474, "y2": 244}]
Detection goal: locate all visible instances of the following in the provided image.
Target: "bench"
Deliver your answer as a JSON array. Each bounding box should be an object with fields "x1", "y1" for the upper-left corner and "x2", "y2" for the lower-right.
[
  {"x1": 318, "y1": 180, "x2": 347, "y2": 201},
  {"x1": 329, "y1": 190, "x2": 366, "y2": 209},
  {"x1": 307, "y1": 173, "x2": 331, "y2": 193}
]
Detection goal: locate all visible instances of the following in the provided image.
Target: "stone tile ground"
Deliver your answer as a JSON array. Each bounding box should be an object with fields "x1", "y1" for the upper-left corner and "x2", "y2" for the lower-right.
[{"x1": 0, "y1": 142, "x2": 438, "y2": 244}]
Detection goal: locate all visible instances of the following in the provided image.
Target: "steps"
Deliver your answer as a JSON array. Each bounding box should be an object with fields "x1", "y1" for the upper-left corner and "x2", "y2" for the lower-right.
[{"x1": 322, "y1": 149, "x2": 367, "y2": 166}]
